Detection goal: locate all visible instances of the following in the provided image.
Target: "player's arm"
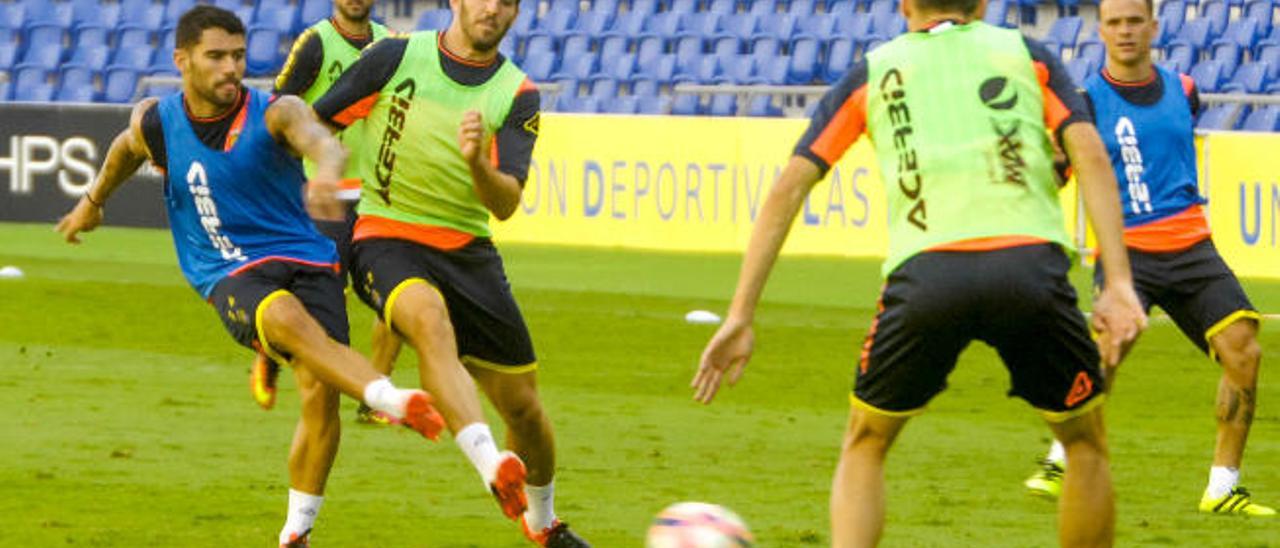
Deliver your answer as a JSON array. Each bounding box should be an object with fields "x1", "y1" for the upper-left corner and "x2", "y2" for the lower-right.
[
  {"x1": 1030, "y1": 37, "x2": 1148, "y2": 363},
  {"x1": 461, "y1": 81, "x2": 540, "y2": 220},
  {"x1": 266, "y1": 95, "x2": 348, "y2": 221},
  {"x1": 312, "y1": 37, "x2": 407, "y2": 130},
  {"x1": 274, "y1": 29, "x2": 324, "y2": 96},
  {"x1": 693, "y1": 63, "x2": 867, "y2": 404},
  {"x1": 55, "y1": 98, "x2": 156, "y2": 244}
]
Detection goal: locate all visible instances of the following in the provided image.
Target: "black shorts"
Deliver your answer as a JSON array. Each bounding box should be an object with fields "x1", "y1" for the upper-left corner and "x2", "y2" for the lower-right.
[
  {"x1": 855, "y1": 243, "x2": 1104, "y2": 422},
  {"x1": 209, "y1": 260, "x2": 350, "y2": 364},
  {"x1": 350, "y1": 237, "x2": 537, "y2": 371},
  {"x1": 313, "y1": 201, "x2": 360, "y2": 281},
  {"x1": 1096, "y1": 238, "x2": 1257, "y2": 357}
]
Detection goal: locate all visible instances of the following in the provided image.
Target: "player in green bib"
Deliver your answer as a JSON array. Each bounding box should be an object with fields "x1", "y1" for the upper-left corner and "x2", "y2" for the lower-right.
[
  {"x1": 272, "y1": 0, "x2": 405, "y2": 426},
  {"x1": 312, "y1": 0, "x2": 587, "y2": 546},
  {"x1": 693, "y1": 0, "x2": 1147, "y2": 545}
]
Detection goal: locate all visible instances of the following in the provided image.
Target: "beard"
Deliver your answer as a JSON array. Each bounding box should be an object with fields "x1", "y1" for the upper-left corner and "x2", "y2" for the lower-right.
[{"x1": 338, "y1": 2, "x2": 371, "y2": 22}]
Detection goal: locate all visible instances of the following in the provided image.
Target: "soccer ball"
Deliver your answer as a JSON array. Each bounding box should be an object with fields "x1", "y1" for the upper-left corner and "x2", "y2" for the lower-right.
[{"x1": 645, "y1": 501, "x2": 755, "y2": 548}]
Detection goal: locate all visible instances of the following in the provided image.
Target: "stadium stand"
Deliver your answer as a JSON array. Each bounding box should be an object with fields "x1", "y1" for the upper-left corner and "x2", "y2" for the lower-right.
[{"x1": 0, "y1": 0, "x2": 1273, "y2": 127}]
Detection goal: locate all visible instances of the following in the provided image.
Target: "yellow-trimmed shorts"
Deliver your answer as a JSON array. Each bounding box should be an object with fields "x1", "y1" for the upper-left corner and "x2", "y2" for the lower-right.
[
  {"x1": 855, "y1": 244, "x2": 1104, "y2": 417},
  {"x1": 350, "y1": 237, "x2": 538, "y2": 373},
  {"x1": 209, "y1": 260, "x2": 350, "y2": 364},
  {"x1": 1095, "y1": 238, "x2": 1259, "y2": 360}
]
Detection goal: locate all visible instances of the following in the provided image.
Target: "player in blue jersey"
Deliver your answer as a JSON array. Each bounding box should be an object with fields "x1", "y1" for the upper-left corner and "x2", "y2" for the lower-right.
[
  {"x1": 54, "y1": 7, "x2": 448, "y2": 546},
  {"x1": 1022, "y1": 0, "x2": 1272, "y2": 517}
]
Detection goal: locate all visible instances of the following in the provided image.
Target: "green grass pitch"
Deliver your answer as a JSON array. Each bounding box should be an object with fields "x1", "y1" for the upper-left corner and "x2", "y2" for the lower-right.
[{"x1": 0, "y1": 222, "x2": 1276, "y2": 546}]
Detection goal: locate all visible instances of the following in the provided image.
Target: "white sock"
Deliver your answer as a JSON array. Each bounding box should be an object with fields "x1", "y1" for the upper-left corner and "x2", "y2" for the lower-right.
[
  {"x1": 524, "y1": 481, "x2": 557, "y2": 531},
  {"x1": 1206, "y1": 466, "x2": 1240, "y2": 499},
  {"x1": 278, "y1": 489, "x2": 324, "y2": 545},
  {"x1": 1047, "y1": 440, "x2": 1066, "y2": 465},
  {"x1": 362, "y1": 377, "x2": 408, "y2": 419},
  {"x1": 455, "y1": 422, "x2": 502, "y2": 484}
]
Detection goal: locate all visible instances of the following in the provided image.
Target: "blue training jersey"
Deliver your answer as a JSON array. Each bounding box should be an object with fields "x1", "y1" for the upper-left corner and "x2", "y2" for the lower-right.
[
  {"x1": 1083, "y1": 65, "x2": 1203, "y2": 228},
  {"x1": 157, "y1": 88, "x2": 337, "y2": 298}
]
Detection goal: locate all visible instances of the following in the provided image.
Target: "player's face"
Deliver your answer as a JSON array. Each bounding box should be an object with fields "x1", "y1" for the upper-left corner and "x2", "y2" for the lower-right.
[
  {"x1": 1099, "y1": 0, "x2": 1157, "y2": 67},
  {"x1": 175, "y1": 28, "x2": 246, "y2": 109},
  {"x1": 334, "y1": 0, "x2": 374, "y2": 22},
  {"x1": 452, "y1": 0, "x2": 517, "y2": 53}
]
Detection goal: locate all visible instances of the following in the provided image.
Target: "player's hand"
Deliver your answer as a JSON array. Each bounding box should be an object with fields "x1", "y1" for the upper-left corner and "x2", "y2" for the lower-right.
[
  {"x1": 1091, "y1": 282, "x2": 1147, "y2": 366},
  {"x1": 458, "y1": 111, "x2": 486, "y2": 167},
  {"x1": 55, "y1": 196, "x2": 104, "y2": 244},
  {"x1": 306, "y1": 178, "x2": 344, "y2": 222},
  {"x1": 692, "y1": 316, "x2": 755, "y2": 404}
]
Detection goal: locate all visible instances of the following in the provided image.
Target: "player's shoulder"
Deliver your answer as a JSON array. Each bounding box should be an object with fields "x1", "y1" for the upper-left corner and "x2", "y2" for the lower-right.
[{"x1": 130, "y1": 97, "x2": 160, "y2": 129}]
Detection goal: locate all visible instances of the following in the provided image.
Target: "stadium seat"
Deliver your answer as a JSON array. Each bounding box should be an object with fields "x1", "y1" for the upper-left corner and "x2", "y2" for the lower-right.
[
  {"x1": 787, "y1": 37, "x2": 819, "y2": 83},
  {"x1": 796, "y1": 13, "x2": 836, "y2": 43},
  {"x1": 1196, "y1": 103, "x2": 1240, "y2": 129},
  {"x1": 669, "y1": 0, "x2": 699, "y2": 14},
  {"x1": 0, "y1": 3, "x2": 24, "y2": 30},
  {"x1": 563, "y1": 34, "x2": 592, "y2": 57},
  {"x1": 16, "y1": 82, "x2": 55, "y2": 102},
  {"x1": 716, "y1": 14, "x2": 760, "y2": 43},
  {"x1": 416, "y1": 8, "x2": 452, "y2": 31},
  {"x1": 631, "y1": 78, "x2": 659, "y2": 98},
  {"x1": 1046, "y1": 16, "x2": 1083, "y2": 51},
  {"x1": 18, "y1": 44, "x2": 64, "y2": 72},
  {"x1": 599, "y1": 35, "x2": 629, "y2": 64},
  {"x1": 606, "y1": 95, "x2": 640, "y2": 114},
  {"x1": 712, "y1": 36, "x2": 742, "y2": 58},
  {"x1": 1241, "y1": 105, "x2": 1280, "y2": 131},
  {"x1": 790, "y1": 0, "x2": 817, "y2": 14},
  {"x1": 574, "y1": 11, "x2": 613, "y2": 35},
  {"x1": 824, "y1": 37, "x2": 854, "y2": 82},
  {"x1": 680, "y1": 12, "x2": 721, "y2": 41},
  {"x1": 751, "y1": 36, "x2": 782, "y2": 57},
  {"x1": 1157, "y1": 0, "x2": 1186, "y2": 35},
  {"x1": 748, "y1": 0, "x2": 780, "y2": 15},
  {"x1": 1165, "y1": 43, "x2": 1197, "y2": 74},
  {"x1": 299, "y1": 0, "x2": 331, "y2": 27},
  {"x1": 746, "y1": 94, "x2": 783, "y2": 116},
  {"x1": 1209, "y1": 42, "x2": 1241, "y2": 78},
  {"x1": 1167, "y1": 18, "x2": 1213, "y2": 55},
  {"x1": 1076, "y1": 40, "x2": 1103, "y2": 67},
  {"x1": 671, "y1": 92, "x2": 701, "y2": 115},
  {"x1": 591, "y1": 0, "x2": 620, "y2": 16},
  {"x1": 63, "y1": 44, "x2": 109, "y2": 72},
  {"x1": 708, "y1": 93, "x2": 737, "y2": 116},
  {"x1": 759, "y1": 54, "x2": 790, "y2": 84},
  {"x1": 246, "y1": 28, "x2": 283, "y2": 76},
  {"x1": 24, "y1": 0, "x2": 72, "y2": 29},
  {"x1": 631, "y1": 0, "x2": 660, "y2": 16},
  {"x1": 0, "y1": 81, "x2": 10, "y2": 101},
  {"x1": 635, "y1": 93, "x2": 669, "y2": 114},
  {"x1": 1190, "y1": 59, "x2": 1226, "y2": 91},
  {"x1": 641, "y1": 12, "x2": 681, "y2": 41},
  {"x1": 674, "y1": 36, "x2": 704, "y2": 77},
  {"x1": 536, "y1": 7, "x2": 577, "y2": 37},
  {"x1": 575, "y1": 96, "x2": 603, "y2": 113},
  {"x1": 109, "y1": 44, "x2": 155, "y2": 72},
  {"x1": 1257, "y1": 44, "x2": 1280, "y2": 80},
  {"x1": 525, "y1": 33, "x2": 554, "y2": 60},
  {"x1": 102, "y1": 67, "x2": 139, "y2": 103},
  {"x1": 589, "y1": 77, "x2": 619, "y2": 100},
  {"x1": 256, "y1": 2, "x2": 299, "y2": 35},
  {"x1": 141, "y1": 80, "x2": 180, "y2": 99},
  {"x1": 212, "y1": 0, "x2": 254, "y2": 27},
  {"x1": 984, "y1": 0, "x2": 1014, "y2": 27},
  {"x1": 165, "y1": 0, "x2": 197, "y2": 29},
  {"x1": 1221, "y1": 62, "x2": 1272, "y2": 93},
  {"x1": 835, "y1": 13, "x2": 873, "y2": 43},
  {"x1": 753, "y1": 13, "x2": 796, "y2": 42},
  {"x1": 637, "y1": 54, "x2": 677, "y2": 82},
  {"x1": 1243, "y1": 0, "x2": 1273, "y2": 38},
  {"x1": 0, "y1": 42, "x2": 17, "y2": 71},
  {"x1": 604, "y1": 11, "x2": 647, "y2": 40},
  {"x1": 1199, "y1": 0, "x2": 1230, "y2": 36},
  {"x1": 1066, "y1": 57, "x2": 1094, "y2": 85},
  {"x1": 13, "y1": 65, "x2": 49, "y2": 90},
  {"x1": 71, "y1": 0, "x2": 118, "y2": 31},
  {"x1": 128, "y1": 3, "x2": 166, "y2": 33},
  {"x1": 26, "y1": 24, "x2": 66, "y2": 52},
  {"x1": 827, "y1": 0, "x2": 856, "y2": 15},
  {"x1": 74, "y1": 26, "x2": 109, "y2": 48},
  {"x1": 117, "y1": 28, "x2": 153, "y2": 50},
  {"x1": 56, "y1": 65, "x2": 95, "y2": 102},
  {"x1": 524, "y1": 52, "x2": 556, "y2": 81},
  {"x1": 868, "y1": 0, "x2": 897, "y2": 17},
  {"x1": 550, "y1": 53, "x2": 597, "y2": 81},
  {"x1": 870, "y1": 12, "x2": 907, "y2": 39},
  {"x1": 1212, "y1": 18, "x2": 1259, "y2": 50},
  {"x1": 722, "y1": 55, "x2": 756, "y2": 83}
]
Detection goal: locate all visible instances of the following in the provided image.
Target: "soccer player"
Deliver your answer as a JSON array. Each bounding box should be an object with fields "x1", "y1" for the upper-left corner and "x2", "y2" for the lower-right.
[
  {"x1": 311, "y1": 0, "x2": 589, "y2": 545},
  {"x1": 1022, "y1": 0, "x2": 1273, "y2": 516},
  {"x1": 272, "y1": 0, "x2": 404, "y2": 425},
  {"x1": 692, "y1": 0, "x2": 1148, "y2": 544},
  {"x1": 53, "y1": 7, "x2": 446, "y2": 547}
]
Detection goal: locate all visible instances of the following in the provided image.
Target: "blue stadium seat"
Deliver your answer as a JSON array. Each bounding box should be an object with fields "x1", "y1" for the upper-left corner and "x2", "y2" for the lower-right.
[
  {"x1": 0, "y1": 42, "x2": 17, "y2": 71},
  {"x1": 1190, "y1": 59, "x2": 1226, "y2": 91},
  {"x1": 631, "y1": 78, "x2": 659, "y2": 98},
  {"x1": 575, "y1": 96, "x2": 603, "y2": 114},
  {"x1": 574, "y1": 11, "x2": 613, "y2": 35},
  {"x1": 1168, "y1": 17, "x2": 1213, "y2": 55},
  {"x1": 605, "y1": 11, "x2": 647, "y2": 40},
  {"x1": 589, "y1": 76, "x2": 619, "y2": 100},
  {"x1": 299, "y1": 0, "x2": 331, "y2": 27},
  {"x1": 71, "y1": 0, "x2": 118, "y2": 31},
  {"x1": 1157, "y1": 0, "x2": 1186, "y2": 35},
  {"x1": 709, "y1": 93, "x2": 737, "y2": 116},
  {"x1": 149, "y1": 51, "x2": 178, "y2": 76},
  {"x1": 636, "y1": 94, "x2": 671, "y2": 114},
  {"x1": 827, "y1": 0, "x2": 855, "y2": 15},
  {"x1": 0, "y1": 3, "x2": 24, "y2": 30},
  {"x1": 751, "y1": 36, "x2": 782, "y2": 57},
  {"x1": 13, "y1": 66, "x2": 50, "y2": 91},
  {"x1": 1165, "y1": 43, "x2": 1197, "y2": 74},
  {"x1": 256, "y1": 2, "x2": 299, "y2": 34},
  {"x1": 716, "y1": 13, "x2": 760, "y2": 43},
  {"x1": 602, "y1": 53, "x2": 637, "y2": 80},
  {"x1": 109, "y1": 44, "x2": 155, "y2": 72},
  {"x1": 788, "y1": 0, "x2": 816, "y2": 14},
  {"x1": 75, "y1": 26, "x2": 109, "y2": 48},
  {"x1": 707, "y1": 0, "x2": 737, "y2": 15},
  {"x1": 0, "y1": 81, "x2": 10, "y2": 101},
  {"x1": 674, "y1": 36, "x2": 704, "y2": 76},
  {"x1": 1046, "y1": 16, "x2": 1082, "y2": 51},
  {"x1": 18, "y1": 44, "x2": 64, "y2": 72},
  {"x1": 127, "y1": 3, "x2": 166, "y2": 33},
  {"x1": 246, "y1": 28, "x2": 282, "y2": 76},
  {"x1": 693, "y1": 55, "x2": 721, "y2": 82},
  {"x1": 524, "y1": 51, "x2": 556, "y2": 81},
  {"x1": 1241, "y1": 105, "x2": 1280, "y2": 131},
  {"x1": 416, "y1": 9, "x2": 452, "y2": 31},
  {"x1": 680, "y1": 13, "x2": 721, "y2": 41},
  {"x1": 0, "y1": 26, "x2": 14, "y2": 46},
  {"x1": 1257, "y1": 44, "x2": 1280, "y2": 80},
  {"x1": 748, "y1": 0, "x2": 780, "y2": 15},
  {"x1": 752, "y1": 13, "x2": 796, "y2": 42},
  {"x1": 551, "y1": 52, "x2": 598, "y2": 81},
  {"x1": 746, "y1": 94, "x2": 782, "y2": 116},
  {"x1": 983, "y1": 0, "x2": 1014, "y2": 27},
  {"x1": 1209, "y1": 42, "x2": 1241, "y2": 78},
  {"x1": 1075, "y1": 40, "x2": 1103, "y2": 67},
  {"x1": 835, "y1": 13, "x2": 872, "y2": 43},
  {"x1": 141, "y1": 80, "x2": 180, "y2": 99},
  {"x1": 165, "y1": 0, "x2": 197, "y2": 29},
  {"x1": 599, "y1": 35, "x2": 629, "y2": 62},
  {"x1": 787, "y1": 37, "x2": 819, "y2": 83},
  {"x1": 537, "y1": 7, "x2": 578, "y2": 37},
  {"x1": 17, "y1": 82, "x2": 55, "y2": 102},
  {"x1": 607, "y1": 95, "x2": 640, "y2": 114},
  {"x1": 525, "y1": 32, "x2": 555, "y2": 59},
  {"x1": 864, "y1": 37, "x2": 888, "y2": 52},
  {"x1": 631, "y1": 0, "x2": 660, "y2": 16},
  {"x1": 825, "y1": 37, "x2": 854, "y2": 82},
  {"x1": 797, "y1": 14, "x2": 836, "y2": 42},
  {"x1": 1066, "y1": 57, "x2": 1094, "y2": 85},
  {"x1": 868, "y1": 0, "x2": 897, "y2": 17},
  {"x1": 758, "y1": 53, "x2": 789, "y2": 84},
  {"x1": 103, "y1": 67, "x2": 139, "y2": 103},
  {"x1": 641, "y1": 12, "x2": 681, "y2": 41},
  {"x1": 1196, "y1": 104, "x2": 1239, "y2": 129},
  {"x1": 1212, "y1": 18, "x2": 1259, "y2": 50},
  {"x1": 1198, "y1": 0, "x2": 1230, "y2": 37},
  {"x1": 869, "y1": 12, "x2": 906, "y2": 39},
  {"x1": 56, "y1": 65, "x2": 95, "y2": 102},
  {"x1": 511, "y1": 8, "x2": 535, "y2": 37},
  {"x1": 671, "y1": 92, "x2": 701, "y2": 115},
  {"x1": 563, "y1": 34, "x2": 592, "y2": 57},
  {"x1": 670, "y1": 0, "x2": 699, "y2": 14},
  {"x1": 117, "y1": 28, "x2": 153, "y2": 49},
  {"x1": 24, "y1": 0, "x2": 72, "y2": 29},
  {"x1": 64, "y1": 44, "x2": 110, "y2": 72},
  {"x1": 1243, "y1": 0, "x2": 1273, "y2": 39},
  {"x1": 713, "y1": 36, "x2": 742, "y2": 57},
  {"x1": 592, "y1": 0, "x2": 621, "y2": 15},
  {"x1": 637, "y1": 53, "x2": 677, "y2": 82},
  {"x1": 212, "y1": 0, "x2": 254, "y2": 27},
  {"x1": 1221, "y1": 62, "x2": 1272, "y2": 93},
  {"x1": 26, "y1": 24, "x2": 66, "y2": 51}
]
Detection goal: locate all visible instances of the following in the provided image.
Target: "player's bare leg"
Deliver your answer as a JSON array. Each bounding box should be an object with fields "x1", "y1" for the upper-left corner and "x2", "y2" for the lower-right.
[
  {"x1": 1046, "y1": 406, "x2": 1114, "y2": 548},
  {"x1": 830, "y1": 406, "x2": 907, "y2": 548},
  {"x1": 387, "y1": 282, "x2": 528, "y2": 519},
  {"x1": 258, "y1": 294, "x2": 444, "y2": 440},
  {"x1": 1198, "y1": 318, "x2": 1273, "y2": 515},
  {"x1": 356, "y1": 317, "x2": 405, "y2": 425},
  {"x1": 278, "y1": 365, "x2": 341, "y2": 546}
]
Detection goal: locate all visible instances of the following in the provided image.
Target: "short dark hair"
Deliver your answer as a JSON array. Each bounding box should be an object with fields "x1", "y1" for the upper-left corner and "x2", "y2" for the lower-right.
[
  {"x1": 175, "y1": 5, "x2": 245, "y2": 49},
  {"x1": 913, "y1": 0, "x2": 982, "y2": 16}
]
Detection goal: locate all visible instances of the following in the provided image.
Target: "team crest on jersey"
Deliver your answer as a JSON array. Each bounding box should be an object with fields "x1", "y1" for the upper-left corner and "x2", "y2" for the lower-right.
[{"x1": 523, "y1": 112, "x2": 540, "y2": 136}]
